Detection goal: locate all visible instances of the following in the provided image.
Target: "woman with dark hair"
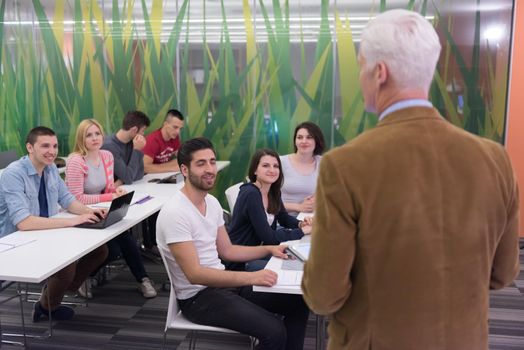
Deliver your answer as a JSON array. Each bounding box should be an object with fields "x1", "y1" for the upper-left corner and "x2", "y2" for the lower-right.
[
  {"x1": 227, "y1": 148, "x2": 312, "y2": 271},
  {"x1": 280, "y1": 122, "x2": 325, "y2": 215}
]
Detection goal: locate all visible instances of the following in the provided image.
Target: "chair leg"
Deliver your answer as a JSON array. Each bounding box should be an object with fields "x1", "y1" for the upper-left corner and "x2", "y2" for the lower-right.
[
  {"x1": 187, "y1": 331, "x2": 193, "y2": 350},
  {"x1": 189, "y1": 330, "x2": 197, "y2": 350},
  {"x1": 162, "y1": 330, "x2": 167, "y2": 350}
]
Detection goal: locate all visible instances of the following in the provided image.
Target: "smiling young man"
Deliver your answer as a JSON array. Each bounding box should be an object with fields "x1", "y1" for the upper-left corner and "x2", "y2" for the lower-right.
[
  {"x1": 0, "y1": 126, "x2": 108, "y2": 322},
  {"x1": 142, "y1": 109, "x2": 184, "y2": 174},
  {"x1": 156, "y1": 137, "x2": 309, "y2": 350}
]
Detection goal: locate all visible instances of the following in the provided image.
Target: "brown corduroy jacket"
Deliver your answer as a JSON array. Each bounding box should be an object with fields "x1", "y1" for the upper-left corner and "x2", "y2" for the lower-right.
[{"x1": 302, "y1": 107, "x2": 520, "y2": 350}]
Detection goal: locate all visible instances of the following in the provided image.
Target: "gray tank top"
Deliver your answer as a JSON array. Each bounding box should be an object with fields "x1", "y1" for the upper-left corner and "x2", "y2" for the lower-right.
[{"x1": 84, "y1": 159, "x2": 106, "y2": 194}]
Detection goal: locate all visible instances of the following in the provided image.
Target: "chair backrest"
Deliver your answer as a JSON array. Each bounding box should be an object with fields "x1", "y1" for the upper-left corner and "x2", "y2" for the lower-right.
[
  {"x1": 225, "y1": 182, "x2": 243, "y2": 215},
  {"x1": 0, "y1": 150, "x2": 18, "y2": 169},
  {"x1": 158, "y1": 246, "x2": 179, "y2": 332}
]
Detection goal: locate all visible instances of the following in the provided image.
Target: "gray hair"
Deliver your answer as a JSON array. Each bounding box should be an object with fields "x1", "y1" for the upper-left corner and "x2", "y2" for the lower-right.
[{"x1": 360, "y1": 9, "x2": 441, "y2": 91}]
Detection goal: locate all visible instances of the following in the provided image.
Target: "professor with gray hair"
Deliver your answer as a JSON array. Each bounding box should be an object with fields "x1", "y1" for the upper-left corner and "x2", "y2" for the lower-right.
[{"x1": 302, "y1": 9, "x2": 520, "y2": 350}]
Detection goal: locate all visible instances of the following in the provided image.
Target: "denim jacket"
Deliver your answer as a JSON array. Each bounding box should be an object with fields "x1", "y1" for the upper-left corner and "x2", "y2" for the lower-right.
[{"x1": 0, "y1": 156, "x2": 75, "y2": 237}]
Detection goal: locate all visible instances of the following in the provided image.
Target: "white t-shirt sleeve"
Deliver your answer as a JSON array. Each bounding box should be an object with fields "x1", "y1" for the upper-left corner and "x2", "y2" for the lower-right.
[{"x1": 208, "y1": 195, "x2": 225, "y2": 227}]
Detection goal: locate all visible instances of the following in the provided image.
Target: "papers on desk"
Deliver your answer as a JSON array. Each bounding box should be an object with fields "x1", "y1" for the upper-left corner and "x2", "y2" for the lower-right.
[
  {"x1": 297, "y1": 212, "x2": 314, "y2": 221},
  {"x1": 0, "y1": 235, "x2": 36, "y2": 253},
  {"x1": 277, "y1": 270, "x2": 303, "y2": 285}
]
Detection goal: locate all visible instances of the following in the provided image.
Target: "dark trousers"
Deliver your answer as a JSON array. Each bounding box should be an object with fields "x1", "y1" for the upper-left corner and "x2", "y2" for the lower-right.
[
  {"x1": 178, "y1": 287, "x2": 309, "y2": 350},
  {"x1": 41, "y1": 245, "x2": 108, "y2": 310},
  {"x1": 104, "y1": 231, "x2": 148, "y2": 282},
  {"x1": 141, "y1": 212, "x2": 158, "y2": 249}
]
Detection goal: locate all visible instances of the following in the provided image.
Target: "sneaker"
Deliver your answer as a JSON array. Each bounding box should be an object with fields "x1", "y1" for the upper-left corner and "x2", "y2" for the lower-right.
[
  {"x1": 77, "y1": 279, "x2": 93, "y2": 299},
  {"x1": 32, "y1": 301, "x2": 74, "y2": 322},
  {"x1": 139, "y1": 277, "x2": 157, "y2": 298}
]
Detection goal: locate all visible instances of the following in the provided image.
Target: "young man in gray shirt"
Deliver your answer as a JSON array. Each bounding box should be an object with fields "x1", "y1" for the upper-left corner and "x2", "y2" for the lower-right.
[{"x1": 101, "y1": 110, "x2": 150, "y2": 185}]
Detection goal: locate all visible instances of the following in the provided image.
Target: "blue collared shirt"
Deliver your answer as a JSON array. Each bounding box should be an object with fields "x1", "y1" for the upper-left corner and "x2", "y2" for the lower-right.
[
  {"x1": 0, "y1": 156, "x2": 76, "y2": 237},
  {"x1": 379, "y1": 99, "x2": 433, "y2": 121}
]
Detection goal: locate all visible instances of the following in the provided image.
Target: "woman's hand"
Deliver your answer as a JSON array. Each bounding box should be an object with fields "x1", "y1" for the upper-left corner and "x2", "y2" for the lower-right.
[
  {"x1": 112, "y1": 186, "x2": 127, "y2": 199},
  {"x1": 301, "y1": 224, "x2": 312, "y2": 235},
  {"x1": 301, "y1": 216, "x2": 313, "y2": 226},
  {"x1": 299, "y1": 195, "x2": 315, "y2": 212}
]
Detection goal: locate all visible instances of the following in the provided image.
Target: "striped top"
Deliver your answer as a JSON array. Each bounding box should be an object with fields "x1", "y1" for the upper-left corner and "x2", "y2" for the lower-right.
[{"x1": 65, "y1": 150, "x2": 116, "y2": 204}]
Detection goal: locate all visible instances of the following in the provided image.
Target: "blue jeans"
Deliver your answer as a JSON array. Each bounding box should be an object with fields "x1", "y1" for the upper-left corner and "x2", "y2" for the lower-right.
[
  {"x1": 104, "y1": 231, "x2": 148, "y2": 282},
  {"x1": 178, "y1": 287, "x2": 309, "y2": 350}
]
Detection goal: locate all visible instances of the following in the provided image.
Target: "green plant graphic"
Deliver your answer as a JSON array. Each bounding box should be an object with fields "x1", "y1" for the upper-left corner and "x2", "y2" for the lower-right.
[{"x1": 0, "y1": 0, "x2": 512, "y2": 204}]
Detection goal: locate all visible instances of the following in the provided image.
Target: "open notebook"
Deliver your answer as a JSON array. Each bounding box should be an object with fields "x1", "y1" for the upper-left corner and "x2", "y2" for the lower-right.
[{"x1": 277, "y1": 270, "x2": 303, "y2": 285}]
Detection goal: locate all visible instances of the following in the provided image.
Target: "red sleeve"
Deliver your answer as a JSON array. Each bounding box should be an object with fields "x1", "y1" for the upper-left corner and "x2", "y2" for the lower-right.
[
  {"x1": 143, "y1": 130, "x2": 160, "y2": 159},
  {"x1": 173, "y1": 136, "x2": 181, "y2": 153}
]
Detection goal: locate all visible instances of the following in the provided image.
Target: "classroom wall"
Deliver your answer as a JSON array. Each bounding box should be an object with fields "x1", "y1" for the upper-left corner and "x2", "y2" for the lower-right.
[
  {"x1": 0, "y1": 1, "x2": 516, "y2": 205},
  {"x1": 507, "y1": 1, "x2": 524, "y2": 237}
]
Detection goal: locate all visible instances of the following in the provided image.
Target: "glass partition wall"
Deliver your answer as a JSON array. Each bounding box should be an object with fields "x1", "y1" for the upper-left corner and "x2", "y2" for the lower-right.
[{"x1": 0, "y1": 0, "x2": 515, "y2": 202}]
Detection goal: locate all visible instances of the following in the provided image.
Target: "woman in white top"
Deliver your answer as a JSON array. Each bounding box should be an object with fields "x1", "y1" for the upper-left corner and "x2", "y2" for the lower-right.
[{"x1": 280, "y1": 122, "x2": 325, "y2": 215}]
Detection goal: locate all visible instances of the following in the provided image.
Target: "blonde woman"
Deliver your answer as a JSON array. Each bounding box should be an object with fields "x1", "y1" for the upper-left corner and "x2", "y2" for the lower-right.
[
  {"x1": 66, "y1": 119, "x2": 156, "y2": 299},
  {"x1": 66, "y1": 119, "x2": 126, "y2": 203}
]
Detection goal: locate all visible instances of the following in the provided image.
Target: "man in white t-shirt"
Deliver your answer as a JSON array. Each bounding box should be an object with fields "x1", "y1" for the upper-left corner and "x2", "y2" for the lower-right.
[{"x1": 157, "y1": 137, "x2": 309, "y2": 350}]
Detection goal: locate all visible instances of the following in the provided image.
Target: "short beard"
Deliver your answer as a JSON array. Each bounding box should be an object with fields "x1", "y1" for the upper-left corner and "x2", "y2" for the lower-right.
[{"x1": 187, "y1": 171, "x2": 215, "y2": 191}]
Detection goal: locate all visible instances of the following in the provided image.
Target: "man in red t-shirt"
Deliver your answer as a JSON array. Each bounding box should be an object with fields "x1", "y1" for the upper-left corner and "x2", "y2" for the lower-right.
[
  {"x1": 143, "y1": 109, "x2": 184, "y2": 174},
  {"x1": 141, "y1": 109, "x2": 185, "y2": 257}
]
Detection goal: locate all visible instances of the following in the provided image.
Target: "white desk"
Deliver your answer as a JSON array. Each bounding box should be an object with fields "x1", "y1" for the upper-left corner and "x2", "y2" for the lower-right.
[
  {"x1": 0, "y1": 196, "x2": 166, "y2": 283},
  {"x1": 0, "y1": 195, "x2": 166, "y2": 346}
]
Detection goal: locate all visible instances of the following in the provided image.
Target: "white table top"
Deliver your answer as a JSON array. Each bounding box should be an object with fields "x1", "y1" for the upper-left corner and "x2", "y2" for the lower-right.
[{"x1": 0, "y1": 196, "x2": 166, "y2": 283}]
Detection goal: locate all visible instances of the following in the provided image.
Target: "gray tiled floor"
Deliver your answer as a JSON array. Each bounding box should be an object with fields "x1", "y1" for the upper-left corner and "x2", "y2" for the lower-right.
[{"x1": 1, "y1": 245, "x2": 523, "y2": 349}]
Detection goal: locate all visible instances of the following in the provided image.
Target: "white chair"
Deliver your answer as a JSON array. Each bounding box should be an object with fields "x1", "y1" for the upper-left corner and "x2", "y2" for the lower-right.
[
  {"x1": 159, "y1": 248, "x2": 255, "y2": 350},
  {"x1": 225, "y1": 182, "x2": 243, "y2": 215}
]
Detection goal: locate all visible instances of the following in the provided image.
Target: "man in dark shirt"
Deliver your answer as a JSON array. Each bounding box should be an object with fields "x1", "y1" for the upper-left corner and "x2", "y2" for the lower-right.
[
  {"x1": 101, "y1": 111, "x2": 161, "y2": 257},
  {"x1": 101, "y1": 111, "x2": 150, "y2": 185}
]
